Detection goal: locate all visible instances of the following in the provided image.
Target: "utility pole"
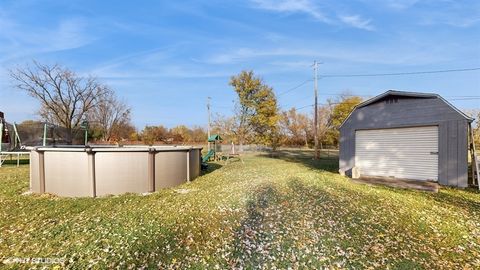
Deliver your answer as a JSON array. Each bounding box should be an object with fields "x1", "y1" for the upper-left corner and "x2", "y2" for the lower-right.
[
  {"x1": 207, "y1": 97, "x2": 211, "y2": 151},
  {"x1": 313, "y1": 60, "x2": 320, "y2": 159}
]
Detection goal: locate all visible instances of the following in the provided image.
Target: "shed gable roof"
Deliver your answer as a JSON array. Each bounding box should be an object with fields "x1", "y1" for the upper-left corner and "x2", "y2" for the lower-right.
[
  {"x1": 356, "y1": 90, "x2": 437, "y2": 108},
  {"x1": 340, "y1": 90, "x2": 474, "y2": 128}
]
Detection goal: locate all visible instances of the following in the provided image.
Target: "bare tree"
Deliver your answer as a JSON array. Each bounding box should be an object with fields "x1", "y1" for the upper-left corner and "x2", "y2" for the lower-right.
[
  {"x1": 90, "y1": 88, "x2": 131, "y2": 142},
  {"x1": 316, "y1": 104, "x2": 333, "y2": 148},
  {"x1": 140, "y1": 125, "x2": 171, "y2": 145},
  {"x1": 212, "y1": 110, "x2": 256, "y2": 147},
  {"x1": 211, "y1": 113, "x2": 239, "y2": 143},
  {"x1": 298, "y1": 111, "x2": 311, "y2": 148},
  {"x1": 170, "y1": 125, "x2": 192, "y2": 144},
  {"x1": 190, "y1": 126, "x2": 207, "y2": 143},
  {"x1": 280, "y1": 108, "x2": 311, "y2": 147},
  {"x1": 10, "y1": 61, "x2": 107, "y2": 143}
]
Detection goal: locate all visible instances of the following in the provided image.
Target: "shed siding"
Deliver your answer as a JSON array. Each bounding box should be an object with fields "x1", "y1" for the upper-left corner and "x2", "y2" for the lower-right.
[
  {"x1": 438, "y1": 123, "x2": 448, "y2": 185},
  {"x1": 447, "y1": 121, "x2": 458, "y2": 186},
  {"x1": 457, "y1": 120, "x2": 468, "y2": 187},
  {"x1": 339, "y1": 96, "x2": 468, "y2": 187}
]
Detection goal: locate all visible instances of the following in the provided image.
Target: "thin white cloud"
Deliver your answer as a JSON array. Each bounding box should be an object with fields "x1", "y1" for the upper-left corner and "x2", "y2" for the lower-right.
[
  {"x1": 446, "y1": 17, "x2": 480, "y2": 27},
  {"x1": 383, "y1": 0, "x2": 420, "y2": 10},
  {"x1": 250, "y1": 0, "x2": 375, "y2": 30},
  {"x1": 338, "y1": 15, "x2": 375, "y2": 31},
  {"x1": 264, "y1": 32, "x2": 285, "y2": 42},
  {"x1": 95, "y1": 66, "x2": 232, "y2": 80},
  {"x1": 269, "y1": 60, "x2": 312, "y2": 68},
  {"x1": 0, "y1": 16, "x2": 94, "y2": 63},
  {"x1": 49, "y1": 18, "x2": 92, "y2": 51},
  {"x1": 250, "y1": 0, "x2": 330, "y2": 22},
  {"x1": 419, "y1": 11, "x2": 480, "y2": 28},
  {"x1": 202, "y1": 41, "x2": 458, "y2": 67},
  {"x1": 91, "y1": 50, "x2": 234, "y2": 80},
  {"x1": 368, "y1": 0, "x2": 480, "y2": 28}
]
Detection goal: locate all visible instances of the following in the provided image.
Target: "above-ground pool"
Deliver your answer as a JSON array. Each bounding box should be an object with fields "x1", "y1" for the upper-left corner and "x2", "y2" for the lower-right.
[{"x1": 29, "y1": 146, "x2": 202, "y2": 197}]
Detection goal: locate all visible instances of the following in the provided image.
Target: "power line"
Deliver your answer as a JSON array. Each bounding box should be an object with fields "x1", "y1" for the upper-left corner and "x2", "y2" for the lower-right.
[
  {"x1": 207, "y1": 67, "x2": 480, "y2": 110},
  {"x1": 211, "y1": 105, "x2": 233, "y2": 109},
  {"x1": 284, "y1": 92, "x2": 480, "y2": 99},
  {"x1": 323, "y1": 98, "x2": 480, "y2": 105},
  {"x1": 280, "y1": 95, "x2": 313, "y2": 108},
  {"x1": 287, "y1": 97, "x2": 480, "y2": 112},
  {"x1": 450, "y1": 97, "x2": 480, "y2": 100},
  {"x1": 320, "y1": 67, "x2": 480, "y2": 78},
  {"x1": 297, "y1": 104, "x2": 314, "y2": 110},
  {"x1": 446, "y1": 95, "x2": 480, "y2": 98},
  {"x1": 277, "y1": 79, "x2": 312, "y2": 96},
  {"x1": 219, "y1": 94, "x2": 480, "y2": 112}
]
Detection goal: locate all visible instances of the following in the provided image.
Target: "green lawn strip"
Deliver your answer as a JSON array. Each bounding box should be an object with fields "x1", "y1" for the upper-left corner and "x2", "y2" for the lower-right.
[
  {"x1": 296, "y1": 171, "x2": 479, "y2": 268},
  {"x1": 1, "y1": 161, "x2": 260, "y2": 268},
  {"x1": 1, "y1": 153, "x2": 479, "y2": 269}
]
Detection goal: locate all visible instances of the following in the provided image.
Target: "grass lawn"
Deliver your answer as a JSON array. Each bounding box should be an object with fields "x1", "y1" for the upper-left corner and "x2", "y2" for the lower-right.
[{"x1": 1, "y1": 150, "x2": 479, "y2": 269}]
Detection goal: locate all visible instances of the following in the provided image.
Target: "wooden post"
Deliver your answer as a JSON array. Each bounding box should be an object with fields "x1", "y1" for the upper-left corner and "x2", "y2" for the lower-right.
[
  {"x1": 313, "y1": 61, "x2": 319, "y2": 159},
  {"x1": 148, "y1": 148, "x2": 156, "y2": 192},
  {"x1": 207, "y1": 97, "x2": 211, "y2": 151},
  {"x1": 469, "y1": 123, "x2": 480, "y2": 189},
  {"x1": 213, "y1": 141, "x2": 216, "y2": 161},
  {"x1": 469, "y1": 124, "x2": 474, "y2": 186},
  {"x1": 38, "y1": 151, "x2": 45, "y2": 194}
]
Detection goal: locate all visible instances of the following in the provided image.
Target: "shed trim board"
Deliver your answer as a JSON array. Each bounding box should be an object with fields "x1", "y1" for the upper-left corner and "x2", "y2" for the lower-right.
[{"x1": 355, "y1": 126, "x2": 439, "y2": 181}]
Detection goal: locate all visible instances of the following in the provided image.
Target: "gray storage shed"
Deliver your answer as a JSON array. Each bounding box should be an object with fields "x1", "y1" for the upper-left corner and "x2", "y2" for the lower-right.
[{"x1": 339, "y1": 90, "x2": 474, "y2": 187}]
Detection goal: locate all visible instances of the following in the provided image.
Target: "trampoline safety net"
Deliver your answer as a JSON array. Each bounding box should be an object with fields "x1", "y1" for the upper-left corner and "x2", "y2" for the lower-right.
[{"x1": 2, "y1": 121, "x2": 86, "y2": 151}]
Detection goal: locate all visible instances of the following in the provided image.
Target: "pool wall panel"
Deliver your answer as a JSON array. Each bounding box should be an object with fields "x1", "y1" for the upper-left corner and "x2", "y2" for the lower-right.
[
  {"x1": 44, "y1": 152, "x2": 91, "y2": 197},
  {"x1": 29, "y1": 151, "x2": 40, "y2": 193},
  {"x1": 29, "y1": 146, "x2": 203, "y2": 197},
  {"x1": 189, "y1": 149, "x2": 201, "y2": 180},
  {"x1": 95, "y1": 152, "x2": 150, "y2": 196},
  {"x1": 155, "y1": 151, "x2": 188, "y2": 189}
]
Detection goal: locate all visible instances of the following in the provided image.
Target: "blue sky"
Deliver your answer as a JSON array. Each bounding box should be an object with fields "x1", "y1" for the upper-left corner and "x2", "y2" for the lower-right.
[{"x1": 0, "y1": 0, "x2": 479, "y2": 128}]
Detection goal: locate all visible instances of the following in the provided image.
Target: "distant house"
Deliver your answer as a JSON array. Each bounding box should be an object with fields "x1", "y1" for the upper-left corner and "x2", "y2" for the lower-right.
[{"x1": 339, "y1": 90, "x2": 474, "y2": 187}]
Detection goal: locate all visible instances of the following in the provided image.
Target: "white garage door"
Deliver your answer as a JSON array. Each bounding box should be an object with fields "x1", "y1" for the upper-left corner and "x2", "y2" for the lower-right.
[{"x1": 355, "y1": 126, "x2": 438, "y2": 181}]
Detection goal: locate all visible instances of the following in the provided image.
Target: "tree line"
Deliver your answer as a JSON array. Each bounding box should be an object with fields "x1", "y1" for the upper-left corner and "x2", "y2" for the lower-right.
[
  {"x1": 10, "y1": 62, "x2": 362, "y2": 148},
  {"x1": 210, "y1": 71, "x2": 362, "y2": 149},
  {"x1": 136, "y1": 125, "x2": 207, "y2": 145}
]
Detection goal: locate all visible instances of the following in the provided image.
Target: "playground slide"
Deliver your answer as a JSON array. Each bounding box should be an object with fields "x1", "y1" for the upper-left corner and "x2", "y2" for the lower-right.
[{"x1": 202, "y1": 149, "x2": 215, "y2": 163}]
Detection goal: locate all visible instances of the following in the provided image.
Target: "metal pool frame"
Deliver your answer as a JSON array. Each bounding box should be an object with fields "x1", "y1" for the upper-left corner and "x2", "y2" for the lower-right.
[{"x1": 29, "y1": 146, "x2": 202, "y2": 197}]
